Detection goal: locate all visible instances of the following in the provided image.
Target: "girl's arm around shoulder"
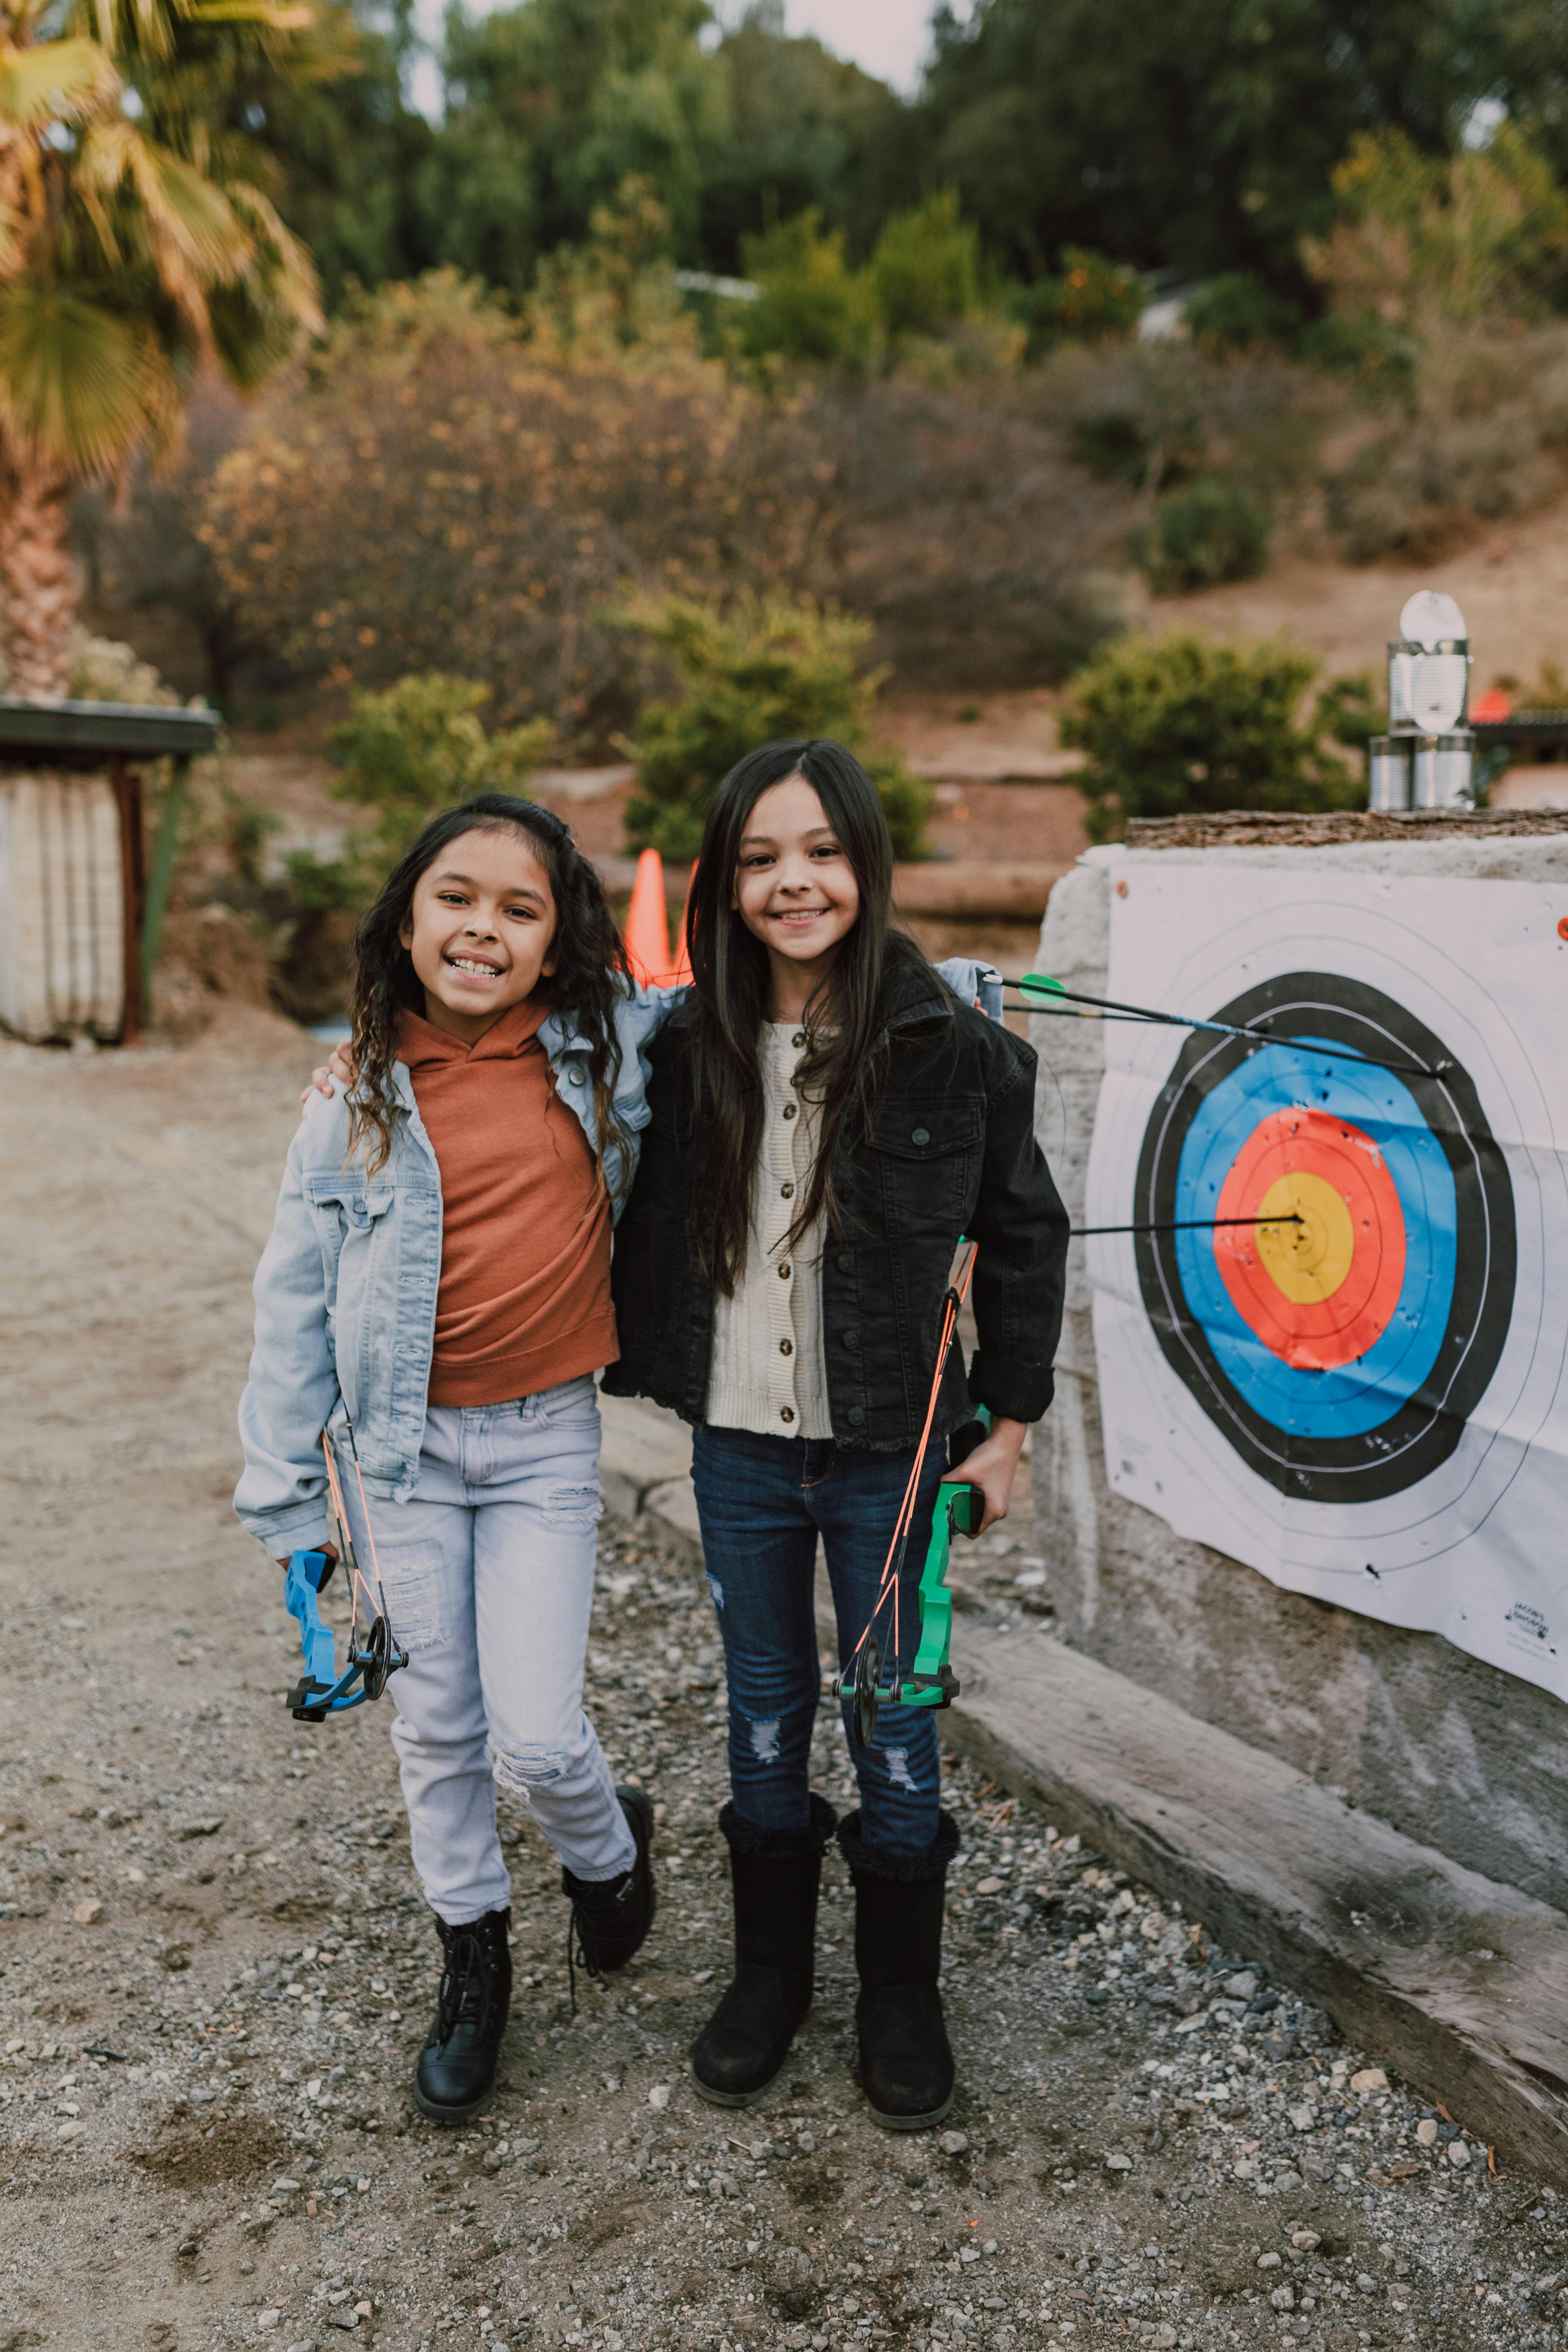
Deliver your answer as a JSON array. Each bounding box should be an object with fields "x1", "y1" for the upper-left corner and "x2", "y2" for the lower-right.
[
  {"x1": 965, "y1": 1018, "x2": 1071, "y2": 1425},
  {"x1": 233, "y1": 1090, "x2": 350, "y2": 1559}
]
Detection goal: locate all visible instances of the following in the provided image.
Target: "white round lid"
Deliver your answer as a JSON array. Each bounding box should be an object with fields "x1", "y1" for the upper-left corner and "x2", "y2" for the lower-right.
[{"x1": 1398, "y1": 589, "x2": 1467, "y2": 648}]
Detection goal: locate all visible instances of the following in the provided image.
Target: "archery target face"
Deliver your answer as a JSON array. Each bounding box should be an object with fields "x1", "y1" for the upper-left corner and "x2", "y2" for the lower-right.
[{"x1": 1081, "y1": 862, "x2": 1568, "y2": 1701}]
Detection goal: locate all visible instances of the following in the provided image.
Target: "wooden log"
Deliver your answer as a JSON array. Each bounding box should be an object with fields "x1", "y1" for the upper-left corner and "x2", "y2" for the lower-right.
[
  {"x1": 941, "y1": 1610, "x2": 1568, "y2": 2189},
  {"x1": 891, "y1": 861, "x2": 1068, "y2": 920}
]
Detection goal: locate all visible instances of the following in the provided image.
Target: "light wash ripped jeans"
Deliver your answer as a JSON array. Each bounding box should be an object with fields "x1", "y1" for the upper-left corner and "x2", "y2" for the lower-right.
[{"x1": 335, "y1": 1375, "x2": 634, "y2": 1923}]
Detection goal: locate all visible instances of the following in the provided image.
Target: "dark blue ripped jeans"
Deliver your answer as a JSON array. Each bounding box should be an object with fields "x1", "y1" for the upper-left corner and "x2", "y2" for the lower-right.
[{"x1": 690, "y1": 1424, "x2": 947, "y2": 1860}]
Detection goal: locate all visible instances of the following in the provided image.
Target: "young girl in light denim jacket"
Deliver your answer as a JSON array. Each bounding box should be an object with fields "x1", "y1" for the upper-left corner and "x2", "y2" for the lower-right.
[{"x1": 236, "y1": 793, "x2": 673, "y2": 2124}]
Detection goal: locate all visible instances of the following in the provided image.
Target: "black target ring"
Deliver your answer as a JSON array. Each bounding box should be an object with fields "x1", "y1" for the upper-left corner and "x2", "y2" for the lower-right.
[{"x1": 1133, "y1": 971, "x2": 1516, "y2": 1504}]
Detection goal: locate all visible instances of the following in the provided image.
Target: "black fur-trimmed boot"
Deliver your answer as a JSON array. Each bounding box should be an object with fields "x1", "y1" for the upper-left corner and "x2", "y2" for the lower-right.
[
  {"x1": 691, "y1": 1795, "x2": 837, "y2": 2107},
  {"x1": 414, "y1": 1906, "x2": 512, "y2": 2123},
  {"x1": 839, "y1": 1809, "x2": 960, "y2": 2130},
  {"x1": 562, "y1": 1785, "x2": 657, "y2": 1984}
]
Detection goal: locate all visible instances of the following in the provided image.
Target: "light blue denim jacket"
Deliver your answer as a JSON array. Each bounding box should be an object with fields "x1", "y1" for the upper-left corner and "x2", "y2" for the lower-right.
[{"x1": 234, "y1": 960, "x2": 995, "y2": 1558}]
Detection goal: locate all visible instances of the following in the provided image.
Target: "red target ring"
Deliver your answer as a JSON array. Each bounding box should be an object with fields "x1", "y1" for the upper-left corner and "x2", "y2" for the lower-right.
[{"x1": 1213, "y1": 1107, "x2": 1407, "y2": 1372}]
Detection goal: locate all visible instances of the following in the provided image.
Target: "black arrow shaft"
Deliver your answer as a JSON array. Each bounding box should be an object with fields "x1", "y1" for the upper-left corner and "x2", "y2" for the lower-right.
[
  {"x1": 1008, "y1": 983, "x2": 1445, "y2": 1082},
  {"x1": 1072, "y1": 1214, "x2": 1304, "y2": 1238}
]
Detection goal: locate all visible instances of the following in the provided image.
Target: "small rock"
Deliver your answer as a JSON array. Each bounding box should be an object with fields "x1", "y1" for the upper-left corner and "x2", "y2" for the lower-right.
[
  {"x1": 1416, "y1": 2117, "x2": 1439, "y2": 2146},
  {"x1": 796, "y1": 2131, "x2": 816, "y2": 2153},
  {"x1": 1286, "y1": 2103, "x2": 1317, "y2": 2132},
  {"x1": 1270, "y1": 2285, "x2": 1296, "y2": 2312},
  {"x1": 272, "y1": 2178, "x2": 302, "y2": 2195},
  {"x1": 1271, "y1": 2169, "x2": 1303, "y2": 2194},
  {"x1": 959, "y1": 2246, "x2": 981, "y2": 2264},
  {"x1": 177, "y1": 2238, "x2": 200, "y2": 2258},
  {"x1": 939, "y1": 2130, "x2": 969, "y2": 2156},
  {"x1": 1290, "y1": 2231, "x2": 1321, "y2": 2252},
  {"x1": 647, "y1": 2084, "x2": 670, "y2": 2111},
  {"x1": 1447, "y1": 2139, "x2": 1472, "y2": 2168},
  {"x1": 1105, "y1": 2153, "x2": 1133, "y2": 2173},
  {"x1": 976, "y1": 1878, "x2": 1004, "y2": 1895},
  {"x1": 1257, "y1": 2254, "x2": 1281, "y2": 2270},
  {"x1": 1223, "y1": 1970, "x2": 1259, "y2": 2002},
  {"x1": 176, "y1": 1817, "x2": 225, "y2": 1840},
  {"x1": 1350, "y1": 2067, "x2": 1388, "y2": 2094},
  {"x1": 72, "y1": 1898, "x2": 103, "y2": 1926},
  {"x1": 257, "y1": 2314, "x2": 282, "y2": 2333}
]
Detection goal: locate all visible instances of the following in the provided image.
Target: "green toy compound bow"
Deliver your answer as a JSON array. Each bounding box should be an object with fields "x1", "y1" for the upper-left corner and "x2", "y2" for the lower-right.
[{"x1": 835, "y1": 1242, "x2": 990, "y2": 1751}]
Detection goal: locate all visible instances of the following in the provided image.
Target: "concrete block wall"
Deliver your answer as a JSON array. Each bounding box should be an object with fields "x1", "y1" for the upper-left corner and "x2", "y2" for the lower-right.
[{"x1": 1031, "y1": 834, "x2": 1568, "y2": 1914}]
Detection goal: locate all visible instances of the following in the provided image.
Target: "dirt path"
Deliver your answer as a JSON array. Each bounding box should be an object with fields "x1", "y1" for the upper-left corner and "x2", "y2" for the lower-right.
[{"x1": 1, "y1": 1024, "x2": 1564, "y2": 2352}]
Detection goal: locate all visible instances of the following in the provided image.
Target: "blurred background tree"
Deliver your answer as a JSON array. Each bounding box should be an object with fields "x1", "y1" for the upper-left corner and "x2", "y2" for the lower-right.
[{"x1": 0, "y1": 0, "x2": 322, "y2": 697}]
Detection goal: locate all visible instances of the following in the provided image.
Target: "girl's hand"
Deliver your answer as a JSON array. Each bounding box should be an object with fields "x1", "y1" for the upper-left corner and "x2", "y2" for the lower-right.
[
  {"x1": 299, "y1": 1041, "x2": 359, "y2": 1108},
  {"x1": 275, "y1": 1541, "x2": 339, "y2": 1572},
  {"x1": 955, "y1": 1418, "x2": 1028, "y2": 1536}
]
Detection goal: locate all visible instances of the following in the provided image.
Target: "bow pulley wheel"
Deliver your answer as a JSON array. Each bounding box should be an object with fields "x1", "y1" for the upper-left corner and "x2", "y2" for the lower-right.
[
  {"x1": 851, "y1": 1632, "x2": 881, "y2": 1752},
  {"x1": 357, "y1": 1615, "x2": 391, "y2": 1701}
]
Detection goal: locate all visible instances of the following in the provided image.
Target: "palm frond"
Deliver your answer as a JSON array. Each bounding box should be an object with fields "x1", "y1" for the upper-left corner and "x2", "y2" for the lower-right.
[
  {"x1": 0, "y1": 38, "x2": 119, "y2": 136},
  {"x1": 225, "y1": 175, "x2": 321, "y2": 340},
  {"x1": 0, "y1": 282, "x2": 176, "y2": 474},
  {"x1": 79, "y1": 117, "x2": 252, "y2": 329}
]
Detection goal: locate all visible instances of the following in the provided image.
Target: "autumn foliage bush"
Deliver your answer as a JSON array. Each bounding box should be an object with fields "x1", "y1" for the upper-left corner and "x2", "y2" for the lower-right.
[{"x1": 201, "y1": 270, "x2": 837, "y2": 734}]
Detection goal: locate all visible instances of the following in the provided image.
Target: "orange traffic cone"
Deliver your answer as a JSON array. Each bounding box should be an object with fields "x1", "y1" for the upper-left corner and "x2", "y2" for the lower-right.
[
  {"x1": 669, "y1": 862, "x2": 696, "y2": 986},
  {"x1": 624, "y1": 847, "x2": 672, "y2": 987}
]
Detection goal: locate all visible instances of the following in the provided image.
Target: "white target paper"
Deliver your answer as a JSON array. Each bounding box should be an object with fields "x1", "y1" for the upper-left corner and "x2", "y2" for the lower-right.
[{"x1": 1085, "y1": 864, "x2": 1568, "y2": 1702}]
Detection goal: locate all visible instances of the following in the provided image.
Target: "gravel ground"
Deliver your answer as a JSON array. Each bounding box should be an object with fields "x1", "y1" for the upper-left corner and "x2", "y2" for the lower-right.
[{"x1": 2, "y1": 1020, "x2": 1565, "y2": 2352}]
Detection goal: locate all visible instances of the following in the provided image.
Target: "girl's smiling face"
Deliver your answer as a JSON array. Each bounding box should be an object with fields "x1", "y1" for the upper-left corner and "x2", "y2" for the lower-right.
[
  {"x1": 399, "y1": 825, "x2": 559, "y2": 1044},
  {"x1": 733, "y1": 774, "x2": 860, "y2": 1014}
]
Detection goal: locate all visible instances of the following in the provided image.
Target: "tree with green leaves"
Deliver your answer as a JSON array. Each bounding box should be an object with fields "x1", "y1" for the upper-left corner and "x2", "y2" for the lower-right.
[
  {"x1": 413, "y1": 0, "x2": 728, "y2": 292},
  {"x1": 916, "y1": 0, "x2": 1494, "y2": 297},
  {"x1": 699, "y1": 4, "x2": 910, "y2": 271},
  {"x1": 0, "y1": 0, "x2": 322, "y2": 697}
]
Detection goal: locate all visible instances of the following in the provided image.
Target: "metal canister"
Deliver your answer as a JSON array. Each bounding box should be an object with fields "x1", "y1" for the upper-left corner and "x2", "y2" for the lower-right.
[
  {"x1": 1367, "y1": 735, "x2": 1412, "y2": 811},
  {"x1": 1386, "y1": 640, "x2": 1422, "y2": 730},
  {"x1": 1411, "y1": 639, "x2": 1471, "y2": 732},
  {"x1": 1411, "y1": 730, "x2": 1475, "y2": 810}
]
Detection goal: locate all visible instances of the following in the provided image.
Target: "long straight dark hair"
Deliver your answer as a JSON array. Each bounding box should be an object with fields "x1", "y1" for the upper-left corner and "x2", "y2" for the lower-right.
[
  {"x1": 687, "y1": 738, "x2": 924, "y2": 1295},
  {"x1": 346, "y1": 794, "x2": 630, "y2": 1183}
]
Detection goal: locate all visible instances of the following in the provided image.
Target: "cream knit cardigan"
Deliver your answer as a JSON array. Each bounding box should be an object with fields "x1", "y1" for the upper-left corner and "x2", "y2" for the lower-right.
[{"x1": 705, "y1": 1022, "x2": 832, "y2": 1438}]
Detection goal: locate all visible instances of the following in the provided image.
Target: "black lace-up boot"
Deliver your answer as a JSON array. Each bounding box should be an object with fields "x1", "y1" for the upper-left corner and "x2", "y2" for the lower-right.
[
  {"x1": 839, "y1": 1809, "x2": 959, "y2": 2130},
  {"x1": 561, "y1": 1786, "x2": 657, "y2": 1989},
  {"x1": 414, "y1": 1906, "x2": 512, "y2": 2123},
  {"x1": 691, "y1": 1795, "x2": 836, "y2": 2108}
]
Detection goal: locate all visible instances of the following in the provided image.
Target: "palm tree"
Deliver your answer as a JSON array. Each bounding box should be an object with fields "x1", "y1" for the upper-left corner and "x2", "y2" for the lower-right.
[{"x1": 0, "y1": 0, "x2": 324, "y2": 698}]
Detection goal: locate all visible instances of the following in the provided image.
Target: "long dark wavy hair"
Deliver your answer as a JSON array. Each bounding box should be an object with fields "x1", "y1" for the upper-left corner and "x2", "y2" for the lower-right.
[
  {"x1": 687, "y1": 738, "x2": 927, "y2": 1295},
  {"x1": 346, "y1": 794, "x2": 631, "y2": 1185}
]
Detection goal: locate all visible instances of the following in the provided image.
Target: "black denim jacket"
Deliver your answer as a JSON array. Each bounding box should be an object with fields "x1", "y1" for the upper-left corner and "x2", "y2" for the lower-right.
[{"x1": 604, "y1": 955, "x2": 1070, "y2": 1449}]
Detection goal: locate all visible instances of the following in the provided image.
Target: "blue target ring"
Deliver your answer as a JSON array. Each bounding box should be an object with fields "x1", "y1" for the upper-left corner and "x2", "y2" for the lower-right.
[
  {"x1": 1133, "y1": 972, "x2": 1516, "y2": 1503},
  {"x1": 1172, "y1": 1041, "x2": 1458, "y2": 1440}
]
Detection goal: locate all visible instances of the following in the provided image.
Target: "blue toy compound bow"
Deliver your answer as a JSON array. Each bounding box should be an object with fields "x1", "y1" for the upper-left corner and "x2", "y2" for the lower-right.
[{"x1": 285, "y1": 1425, "x2": 409, "y2": 1722}]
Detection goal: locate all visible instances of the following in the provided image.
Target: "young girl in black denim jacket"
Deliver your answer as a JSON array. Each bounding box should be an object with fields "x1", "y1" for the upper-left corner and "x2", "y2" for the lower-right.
[{"x1": 604, "y1": 738, "x2": 1069, "y2": 2128}]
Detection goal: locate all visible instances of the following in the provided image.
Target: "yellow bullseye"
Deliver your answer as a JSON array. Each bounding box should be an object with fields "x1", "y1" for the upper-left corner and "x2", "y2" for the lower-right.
[{"x1": 1254, "y1": 1171, "x2": 1356, "y2": 1305}]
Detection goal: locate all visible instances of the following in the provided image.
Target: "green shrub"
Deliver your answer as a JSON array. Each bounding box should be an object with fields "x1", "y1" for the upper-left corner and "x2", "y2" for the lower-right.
[
  {"x1": 739, "y1": 211, "x2": 879, "y2": 371},
  {"x1": 870, "y1": 190, "x2": 981, "y2": 340},
  {"x1": 1184, "y1": 274, "x2": 1305, "y2": 357},
  {"x1": 620, "y1": 593, "x2": 930, "y2": 862},
  {"x1": 1061, "y1": 632, "x2": 1364, "y2": 842},
  {"x1": 1068, "y1": 407, "x2": 1202, "y2": 490},
  {"x1": 1023, "y1": 248, "x2": 1145, "y2": 351},
  {"x1": 326, "y1": 672, "x2": 553, "y2": 888},
  {"x1": 1137, "y1": 478, "x2": 1272, "y2": 594}
]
